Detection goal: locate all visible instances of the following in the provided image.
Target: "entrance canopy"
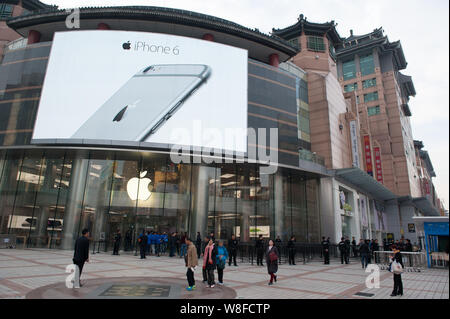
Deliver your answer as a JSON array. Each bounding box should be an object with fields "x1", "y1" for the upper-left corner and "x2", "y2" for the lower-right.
[{"x1": 334, "y1": 167, "x2": 397, "y2": 201}]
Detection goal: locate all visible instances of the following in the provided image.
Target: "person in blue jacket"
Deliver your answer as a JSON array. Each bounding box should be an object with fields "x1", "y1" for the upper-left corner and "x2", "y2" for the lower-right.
[
  {"x1": 155, "y1": 232, "x2": 161, "y2": 257},
  {"x1": 216, "y1": 240, "x2": 229, "y2": 285},
  {"x1": 162, "y1": 232, "x2": 168, "y2": 253}
]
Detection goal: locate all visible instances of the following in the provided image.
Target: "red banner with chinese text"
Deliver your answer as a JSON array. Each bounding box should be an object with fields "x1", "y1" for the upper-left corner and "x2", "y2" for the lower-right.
[
  {"x1": 374, "y1": 146, "x2": 383, "y2": 183},
  {"x1": 363, "y1": 136, "x2": 373, "y2": 176}
]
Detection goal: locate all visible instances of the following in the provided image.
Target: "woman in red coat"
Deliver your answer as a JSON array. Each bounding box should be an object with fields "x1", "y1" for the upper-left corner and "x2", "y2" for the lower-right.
[{"x1": 266, "y1": 239, "x2": 279, "y2": 285}]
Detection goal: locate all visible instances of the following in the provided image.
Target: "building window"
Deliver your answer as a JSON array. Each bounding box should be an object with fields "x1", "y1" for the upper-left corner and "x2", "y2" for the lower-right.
[
  {"x1": 0, "y1": 4, "x2": 14, "y2": 19},
  {"x1": 287, "y1": 37, "x2": 300, "y2": 49},
  {"x1": 360, "y1": 53, "x2": 375, "y2": 76},
  {"x1": 362, "y1": 78, "x2": 377, "y2": 89},
  {"x1": 364, "y1": 91, "x2": 378, "y2": 102},
  {"x1": 344, "y1": 83, "x2": 358, "y2": 92},
  {"x1": 342, "y1": 59, "x2": 356, "y2": 80},
  {"x1": 307, "y1": 36, "x2": 325, "y2": 52},
  {"x1": 367, "y1": 105, "x2": 380, "y2": 116}
]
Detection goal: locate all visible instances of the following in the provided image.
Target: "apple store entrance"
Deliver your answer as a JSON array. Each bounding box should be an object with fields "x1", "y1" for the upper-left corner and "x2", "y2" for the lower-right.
[{"x1": 0, "y1": 148, "x2": 321, "y2": 251}]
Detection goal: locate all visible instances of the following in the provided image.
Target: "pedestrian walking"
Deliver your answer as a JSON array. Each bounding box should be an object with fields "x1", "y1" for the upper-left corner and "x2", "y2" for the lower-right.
[
  {"x1": 112, "y1": 229, "x2": 121, "y2": 255},
  {"x1": 390, "y1": 245, "x2": 404, "y2": 296},
  {"x1": 196, "y1": 232, "x2": 202, "y2": 257},
  {"x1": 185, "y1": 237, "x2": 198, "y2": 291},
  {"x1": 228, "y1": 234, "x2": 239, "y2": 266},
  {"x1": 203, "y1": 238, "x2": 217, "y2": 288},
  {"x1": 287, "y1": 235, "x2": 296, "y2": 265},
  {"x1": 266, "y1": 239, "x2": 279, "y2": 285},
  {"x1": 138, "y1": 230, "x2": 148, "y2": 259},
  {"x1": 216, "y1": 240, "x2": 228, "y2": 285},
  {"x1": 321, "y1": 236, "x2": 330, "y2": 264},
  {"x1": 256, "y1": 235, "x2": 265, "y2": 266},
  {"x1": 72, "y1": 229, "x2": 90, "y2": 288},
  {"x1": 147, "y1": 231, "x2": 152, "y2": 255},
  {"x1": 359, "y1": 239, "x2": 369, "y2": 268}
]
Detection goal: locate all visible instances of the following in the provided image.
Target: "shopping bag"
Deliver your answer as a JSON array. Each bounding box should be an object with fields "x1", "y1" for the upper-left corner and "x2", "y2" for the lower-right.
[{"x1": 392, "y1": 260, "x2": 403, "y2": 274}]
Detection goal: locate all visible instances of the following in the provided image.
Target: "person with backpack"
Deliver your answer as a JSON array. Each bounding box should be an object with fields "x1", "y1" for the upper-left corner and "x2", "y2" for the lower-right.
[
  {"x1": 390, "y1": 244, "x2": 404, "y2": 296},
  {"x1": 338, "y1": 237, "x2": 348, "y2": 264},
  {"x1": 203, "y1": 238, "x2": 217, "y2": 288},
  {"x1": 266, "y1": 239, "x2": 279, "y2": 285},
  {"x1": 216, "y1": 240, "x2": 229, "y2": 285}
]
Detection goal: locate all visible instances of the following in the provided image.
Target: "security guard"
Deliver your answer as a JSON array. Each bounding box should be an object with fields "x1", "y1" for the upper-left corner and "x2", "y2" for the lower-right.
[
  {"x1": 255, "y1": 235, "x2": 265, "y2": 266},
  {"x1": 338, "y1": 237, "x2": 348, "y2": 264},
  {"x1": 322, "y1": 236, "x2": 330, "y2": 264},
  {"x1": 112, "y1": 229, "x2": 121, "y2": 255},
  {"x1": 228, "y1": 234, "x2": 239, "y2": 266}
]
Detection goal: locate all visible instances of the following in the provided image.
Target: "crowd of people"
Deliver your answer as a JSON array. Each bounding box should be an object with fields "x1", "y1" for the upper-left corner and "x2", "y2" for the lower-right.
[{"x1": 73, "y1": 229, "x2": 414, "y2": 297}]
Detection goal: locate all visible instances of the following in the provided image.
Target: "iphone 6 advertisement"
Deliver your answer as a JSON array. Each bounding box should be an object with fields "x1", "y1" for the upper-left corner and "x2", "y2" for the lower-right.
[{"x1": 32, "y1": 30, "x2": 248, "y2": 152}]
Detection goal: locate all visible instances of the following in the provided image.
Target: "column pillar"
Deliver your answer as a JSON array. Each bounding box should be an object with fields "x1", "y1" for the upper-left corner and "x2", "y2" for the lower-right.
[
  {"x1": 202, "y1": 33, "x2": 214, "y2": 41},
  {"x1": 274, "y1": 172, "x2": 284, "y2": 239},
  {"x1": 269, "y1": 53, "x2": 279, "y2": 67},
  {"x1": 60, "y1": 157, "x2": 89, "y2": 250},
  {"x1": 189, "y1": 165, "x2": 214, "y2": 238},
  {"x1": 27, "y1": 30, "x2": 41, "y2": 45}
]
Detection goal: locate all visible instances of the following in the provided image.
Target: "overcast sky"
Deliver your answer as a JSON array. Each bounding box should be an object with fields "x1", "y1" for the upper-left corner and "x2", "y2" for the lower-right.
[{"x1": 43, "y1": 0, "x2": 449, "y2": 208}]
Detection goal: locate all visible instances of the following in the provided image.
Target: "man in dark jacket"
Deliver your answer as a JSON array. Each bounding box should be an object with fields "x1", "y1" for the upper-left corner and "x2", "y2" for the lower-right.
[
  {"x1": 228, "y1": 234, "x2": 239, "y2": 266},
  {"x1": 321, "y1": 237, "x2": 330, "y2": 264},
  {"x1": 124, "y1": 228, "x2": 132, "y2": 251},
  {"x1": 113, "y1": 229, "x2": 121, "y2": 255},
  {"x1": 372, "y1": 239, "x2": 380, "y2": 263},
  {"x1": 359, "y1": 239, "x2": 370, "y2": 268},
  {"x1": 255, "y1": 235, "x2": 265, "y2": 266},
  {"x1": 287, "y1": 235, "x2": 296, "y2": 265},
  {"x1": 338, "y1": 237, "x2": 348, "y2": 264},
  {"x1": 73, "y1": 228, "x2": 90, "y2": 287},
  {"x1": 275, "y1": 236, "x2": 282, "y2": 264},
  {"x1": 138, "y1": 230, "x2": 148, "y2": 259},
  {"x1": 351, "y1": 237, "x2": 358, "y2": 257}
]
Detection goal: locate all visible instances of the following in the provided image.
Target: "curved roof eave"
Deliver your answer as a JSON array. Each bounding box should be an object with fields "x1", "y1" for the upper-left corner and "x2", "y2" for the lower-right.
[{"x1": 6, "y1": 6, "x2": 299, "y2": 58}]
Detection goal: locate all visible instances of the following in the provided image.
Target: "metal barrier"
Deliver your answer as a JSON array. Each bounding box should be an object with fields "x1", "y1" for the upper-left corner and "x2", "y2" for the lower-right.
[
  {"x1": 374, "y1": 251, "x2": 427, "y2": 272},
  {"x1": 0, "y1": 234, "x2": 16, "y2": 249},
  {"x1": 92, "y1": 240, "x2": 107, "y2": 254},
  {"x1": 430, "y1": 252, "x2": 449, "y2": 268}
]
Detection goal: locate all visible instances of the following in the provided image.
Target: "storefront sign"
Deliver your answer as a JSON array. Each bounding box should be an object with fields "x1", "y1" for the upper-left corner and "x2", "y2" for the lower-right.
[
  {"x1": 374, "y1": 146, "x2": 383, "y2": 183},
  {"x1": 349, "y1": 120, "x2": 360, "y2": 168},
  {"x1": 363, "y1": 135, "x2": 373, "y2": 176}
]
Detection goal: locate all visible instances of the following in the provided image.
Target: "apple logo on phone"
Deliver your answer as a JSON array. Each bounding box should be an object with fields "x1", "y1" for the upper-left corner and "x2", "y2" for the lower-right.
[{"x1": 122, "y1": 41, "x2": 131, "y2": 50}]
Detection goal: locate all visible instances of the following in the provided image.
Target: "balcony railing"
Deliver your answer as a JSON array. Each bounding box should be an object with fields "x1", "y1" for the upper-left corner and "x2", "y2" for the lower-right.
[{"x1": 299, "y1": 149, "x2": 325, "y2": 166}]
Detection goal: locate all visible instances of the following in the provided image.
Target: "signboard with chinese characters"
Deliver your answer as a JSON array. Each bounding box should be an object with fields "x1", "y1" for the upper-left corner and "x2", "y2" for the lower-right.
[
  {"x1": 349, "y1": 121, "x2": 361, "y2": 168},
  {"x1": 363, "y1": 135, "x2": 373, "y2": 176},
  {"x1": 374, "y1": 147, "x2": 383, "y2": 183}
]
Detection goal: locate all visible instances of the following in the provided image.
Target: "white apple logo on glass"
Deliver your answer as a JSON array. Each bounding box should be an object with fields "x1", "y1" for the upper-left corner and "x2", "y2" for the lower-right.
[{"x1": 127, "y1": 171, "x2": 152, "y2": 200}]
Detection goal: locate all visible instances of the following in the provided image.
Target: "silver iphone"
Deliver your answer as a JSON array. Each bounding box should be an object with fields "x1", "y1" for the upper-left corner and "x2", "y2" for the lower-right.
[{"x1": 71, "y1": 64, "x2": 211, "y2": 141}]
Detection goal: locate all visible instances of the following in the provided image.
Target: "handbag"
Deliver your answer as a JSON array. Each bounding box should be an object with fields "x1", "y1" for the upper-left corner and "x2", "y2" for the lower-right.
[
  {"x1": 269, "y1": 250, "x2": 278, "y2": 262},
  {"x1": 391, "y1": 260, "x2": 403, "y2": 274}
]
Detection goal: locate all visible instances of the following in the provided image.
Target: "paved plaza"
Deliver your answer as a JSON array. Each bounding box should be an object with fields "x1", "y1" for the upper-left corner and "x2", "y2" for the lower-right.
[{"x1": 0, "y1": 249, "x2": 448, "y2": 299}]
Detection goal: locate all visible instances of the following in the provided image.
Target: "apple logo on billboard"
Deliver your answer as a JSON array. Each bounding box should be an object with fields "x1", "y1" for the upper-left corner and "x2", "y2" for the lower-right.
[
  {"x1": 127, "y1": 171, "x2": 151, "y2": 200},
  {"x1": 122, "y1": 41, "x2": 131, "y2": 50}
]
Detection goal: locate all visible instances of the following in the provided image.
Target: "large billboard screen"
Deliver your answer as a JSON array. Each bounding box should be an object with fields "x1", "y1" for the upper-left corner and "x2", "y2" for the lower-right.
[{"x1": 32, "y1": 31, "x2": 248, "y2": 152}]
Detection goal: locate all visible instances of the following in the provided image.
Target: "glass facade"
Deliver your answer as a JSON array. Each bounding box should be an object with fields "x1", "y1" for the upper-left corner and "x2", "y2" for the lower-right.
[
  {"x1": 342, "y1": 59, "x2": 356, "y2": 80},
  {"x1": 362, "y1": 78, "x2": 376, "y2": 89},
  {"x1": 364, "y1": 91, "x2": 379, "y2": 103},
  {"x1": 307, "y1": 36, "x2": 325, "y2": 52},
  {"x1": 344, "y1": 83, "x2": 358, "y2": 92},
  {"x1": 0, "y1": 148, "x2": 321, "y2": 250},
  {"x1": 359, "y1": 53, "x2": 375, "y2": 76},
  {"x1": 0, "y1": 42, "x2": 323, "y2": 251},
  {"x1": 367, "y1": 105, "x2": 380, "y2": 116}
]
